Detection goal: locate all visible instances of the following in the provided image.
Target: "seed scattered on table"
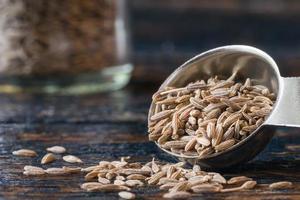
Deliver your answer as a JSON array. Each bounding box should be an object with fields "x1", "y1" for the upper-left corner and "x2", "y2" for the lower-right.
[
  {"x1": 63, "y1": 155, "x2": 83, "y2": 163},
  {"x1": 62, "y1": 166, "x2": 81, "y2": 173},
  {"x1": 221, "y1": 180, "x2": 257, "y2": 192},
  {"x1": 98, "y1": 177, "x2": 111, "y2": 184},
  {"x1": 118, "y1": 191, "x2": 136, "y2": 199},
  {"x1": 12, "y1": 149, "x2": 37, "y2": 157},
  {"x1": 81, "y1": 182, "x2": 103, "y2": 190},
  {"x1": 23, "y1": 165, "x2": 45, "y2": 176},
  {"x1": 269, "y1": 181, "x2": 293, "y2": 190},
  {"x1": 163, "y1": 191, "x2": 191, "y2": 199},
  {"x1": 241, "y1": 180, "x2": 257, "y2": 189},
  {"x1": 191, "y1": 183, "x2": 221, "y2": 193},
  {"x1": 227, "y1": 176, "x2": 253, "y2": 185},
  {"x1": 45, "y1": 167, "x2": 68, "y2": 175},
  {"x1": 149, "y1": 75, "x2": 275, "y2": 158},
  {"x1": 127, "y1": 174, "x2": 147, "y2": 180},
  {"x1": 46, "y1": 146, "x2": 66, "y2": 154},
  {"x1": 24, "y1": 165, "x2": 43, "y2": 172},
  {"x1": 125, "y1": 180, "x2": 144, "y2": 187},
  {"x1": 77, "y1": 158, "x2": 261, "y2": 195},
  {"x1": 86, "y1": 184, "x2": 130, "y2": 192},
  {"x1": 41, "y1": 153, "x2": 56, "y2": 164},
  {"x1": 19, "y1": 155, "x2": 294, "y2": 197}
]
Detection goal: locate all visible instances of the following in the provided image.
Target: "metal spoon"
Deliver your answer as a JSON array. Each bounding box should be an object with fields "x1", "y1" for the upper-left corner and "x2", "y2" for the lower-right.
[{"x1": 148, "y1": 45, "x2": 300, "y2": 168}]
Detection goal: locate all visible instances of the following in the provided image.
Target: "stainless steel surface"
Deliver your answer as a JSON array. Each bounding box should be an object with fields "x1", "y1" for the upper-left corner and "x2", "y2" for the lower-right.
[
  {"x1": 266, "y1": 77, "x2": 300, "y2": 127},
  {"x1": 148, "y1": 45, "x2": 300, "y2": 168}
]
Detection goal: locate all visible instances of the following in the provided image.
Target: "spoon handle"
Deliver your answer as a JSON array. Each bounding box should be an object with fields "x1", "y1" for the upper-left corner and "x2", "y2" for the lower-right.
[{"x1": 266, "y1": 77, "x2": 300, "y2": 127}]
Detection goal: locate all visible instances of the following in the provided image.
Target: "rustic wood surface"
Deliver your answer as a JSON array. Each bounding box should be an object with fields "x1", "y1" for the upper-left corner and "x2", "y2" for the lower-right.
[
  {"x1": 1, "y1": 1, "x2": 300, "y2": 199},
  {"x1": 0, "y1": 83, "x2": 299, "y2": 199}
]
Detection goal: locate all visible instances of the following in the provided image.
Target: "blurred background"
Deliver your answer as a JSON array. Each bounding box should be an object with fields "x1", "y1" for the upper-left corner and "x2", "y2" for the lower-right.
[
  {"x1": 129, "y1": 0, "x2": 300, "y2": 83},
  {"x1": 0, "y1": 0, "x2": 300, "y2": 93}
]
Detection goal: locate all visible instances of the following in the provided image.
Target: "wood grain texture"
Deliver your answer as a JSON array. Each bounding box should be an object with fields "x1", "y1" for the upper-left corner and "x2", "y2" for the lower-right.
[
  {"x1": 0, "y1": 84, "x2": 299, "y2": 199},
  {"x1": 1, "y1": 1, "x2": 300, "y2": 198}
]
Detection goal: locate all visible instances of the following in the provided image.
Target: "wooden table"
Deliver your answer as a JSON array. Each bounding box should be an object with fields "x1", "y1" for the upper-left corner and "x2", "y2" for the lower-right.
[{"x1": 0, "y1": 83, "x2": 299, "y2": 199}]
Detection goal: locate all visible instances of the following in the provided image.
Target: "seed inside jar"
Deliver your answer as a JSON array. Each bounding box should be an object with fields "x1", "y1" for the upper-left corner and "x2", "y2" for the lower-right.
[{"x1": 149, "y1": 75, "x2": 275, "y2": 158}]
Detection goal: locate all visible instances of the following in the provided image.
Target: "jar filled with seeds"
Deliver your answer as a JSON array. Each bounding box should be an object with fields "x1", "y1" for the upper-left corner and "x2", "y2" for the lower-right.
[{"x1": 0, "y1": 0, "x2": 132, "y2": 94}]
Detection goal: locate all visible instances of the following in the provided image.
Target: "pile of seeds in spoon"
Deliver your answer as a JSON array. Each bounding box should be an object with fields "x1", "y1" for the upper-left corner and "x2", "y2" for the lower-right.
[{"x1": 149, "y1": 74, "x2": 276, "y2": 157}]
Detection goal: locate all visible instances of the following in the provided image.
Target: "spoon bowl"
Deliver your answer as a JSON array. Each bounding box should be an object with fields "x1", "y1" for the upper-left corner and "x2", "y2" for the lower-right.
[{"x1": 148, "y1": 45, "x2": 300, "y2": 168}]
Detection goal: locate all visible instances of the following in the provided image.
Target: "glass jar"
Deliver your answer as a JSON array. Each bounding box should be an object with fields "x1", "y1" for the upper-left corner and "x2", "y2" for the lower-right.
[{"x1": 0, "y1": 0, "x2": 133, "y2": 94}]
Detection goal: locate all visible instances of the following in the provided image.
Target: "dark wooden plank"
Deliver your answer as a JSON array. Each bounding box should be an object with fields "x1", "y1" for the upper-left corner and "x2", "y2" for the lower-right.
[
  {"x1": 0, "y1": 85, "x2": 299, "y2": 199},
  {"x1": 0, "y1": 123, "x2": 300, "y2": 199},
  {"x1": 0, "y1": 84, "x2": 157, "y2": 124}
]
